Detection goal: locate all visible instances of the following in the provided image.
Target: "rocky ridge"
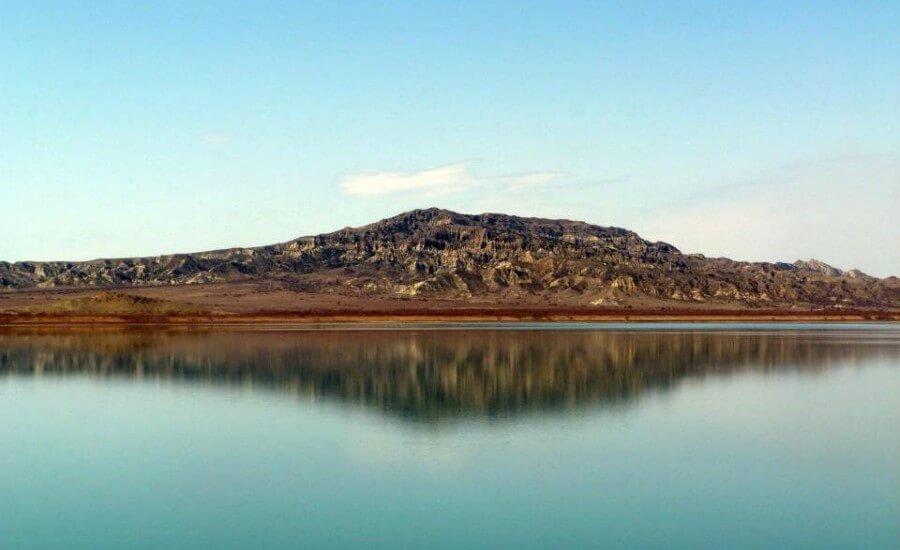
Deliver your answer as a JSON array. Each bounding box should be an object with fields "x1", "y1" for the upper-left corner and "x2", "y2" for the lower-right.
[{"x1": 1, "y1": 208, "x2": 896, "y2": 308}]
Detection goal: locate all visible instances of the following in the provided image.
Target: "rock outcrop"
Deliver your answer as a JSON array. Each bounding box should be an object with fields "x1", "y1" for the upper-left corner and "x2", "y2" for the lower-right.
[{"x1": 1, "y1": 208, "x2": 897, "y2": 308}]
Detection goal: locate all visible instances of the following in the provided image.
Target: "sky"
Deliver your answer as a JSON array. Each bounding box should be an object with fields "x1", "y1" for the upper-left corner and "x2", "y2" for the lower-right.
[{"x1": 1, "y1": 1, "x2": 898, "y2": 276}]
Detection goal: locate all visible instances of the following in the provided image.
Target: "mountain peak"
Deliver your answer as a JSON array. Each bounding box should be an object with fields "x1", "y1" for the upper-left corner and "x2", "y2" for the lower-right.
[
  {"x1": 1, "y1": 210, "x2": 896, "y2": 308},
  {"x1": 794, "y1": 258, "x2": 843, "y2": 277}
]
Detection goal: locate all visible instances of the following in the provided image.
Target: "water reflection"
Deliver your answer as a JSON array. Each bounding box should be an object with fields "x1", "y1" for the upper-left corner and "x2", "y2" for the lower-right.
[{"x1": 1, "y1": 326, "x2": 897, "y2": 422}]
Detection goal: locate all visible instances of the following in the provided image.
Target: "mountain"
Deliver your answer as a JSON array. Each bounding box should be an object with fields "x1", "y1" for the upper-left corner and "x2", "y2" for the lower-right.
[{"x1": 1, "y1": 208, "x2": 897, "y2": 309}]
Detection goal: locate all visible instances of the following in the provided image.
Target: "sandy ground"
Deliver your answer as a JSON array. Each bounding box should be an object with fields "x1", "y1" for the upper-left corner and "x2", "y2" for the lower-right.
[{"x1": 0, "y1": 283, "x2": 897, "y2": 324}]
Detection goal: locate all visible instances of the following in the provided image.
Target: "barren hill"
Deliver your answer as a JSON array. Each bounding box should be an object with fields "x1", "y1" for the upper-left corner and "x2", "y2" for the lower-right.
[{"x1": 1, "y1": 208, "x2": 897, "y2": 309}]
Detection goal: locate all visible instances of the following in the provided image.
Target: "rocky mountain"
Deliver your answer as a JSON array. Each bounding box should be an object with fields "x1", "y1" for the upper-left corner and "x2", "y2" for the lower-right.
[{"x1": 1, "y1": 208, "x2": 897, "y2": 308}]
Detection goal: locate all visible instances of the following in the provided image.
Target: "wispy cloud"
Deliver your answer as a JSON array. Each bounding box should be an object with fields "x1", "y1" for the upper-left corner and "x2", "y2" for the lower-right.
[
  {"x1": 339, "y1": 162, "x2": 571, "y2": 197},
  {"x1": 340, "y1": 162, "x2": 474, "y2": 197},
  {"x1": 637, "y1": 155, "x2": 900, "y2": 277},
  {"x1": 493, "y1": 171, "x2": 567, "y2": 191},
  {"x1": 201, "y1": 132, "x2": 230, "y2": 146}
]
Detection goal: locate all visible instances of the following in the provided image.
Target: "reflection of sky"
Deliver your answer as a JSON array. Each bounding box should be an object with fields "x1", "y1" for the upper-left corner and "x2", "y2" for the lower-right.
[{"x1": 0, "y1": 354, "x2": 897, "y2": 549}]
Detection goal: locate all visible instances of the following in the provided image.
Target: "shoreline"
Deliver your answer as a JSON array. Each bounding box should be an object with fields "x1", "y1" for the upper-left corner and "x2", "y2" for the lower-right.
[{"x1": 1, "y1": 307, "x2": 897, "y2": 326}]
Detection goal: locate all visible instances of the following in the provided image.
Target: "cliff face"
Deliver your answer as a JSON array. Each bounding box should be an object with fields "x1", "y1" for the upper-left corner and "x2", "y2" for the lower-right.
[{"x1": 1, "y1": 208, "x2": 897, "y2": 308}]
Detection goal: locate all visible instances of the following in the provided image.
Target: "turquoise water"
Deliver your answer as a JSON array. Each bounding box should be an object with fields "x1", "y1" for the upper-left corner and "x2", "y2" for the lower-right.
[{"x1": 0, "y1": 324, "x2": 897, "y2": 549}]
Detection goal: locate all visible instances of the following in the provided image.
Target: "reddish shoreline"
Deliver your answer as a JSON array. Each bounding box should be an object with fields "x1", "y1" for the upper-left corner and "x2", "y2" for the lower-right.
[{"x1": 1, "y1": 307, "x2": 897, "y2": 325}]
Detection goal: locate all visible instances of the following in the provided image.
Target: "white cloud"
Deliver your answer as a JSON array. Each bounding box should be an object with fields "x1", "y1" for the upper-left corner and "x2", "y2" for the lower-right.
[
  {"x1": 339, "y1": 163, "x2": 569, "y2": 197},
  {"x1": 340, "y1": 162, "x2": 474, "y2": 197}
]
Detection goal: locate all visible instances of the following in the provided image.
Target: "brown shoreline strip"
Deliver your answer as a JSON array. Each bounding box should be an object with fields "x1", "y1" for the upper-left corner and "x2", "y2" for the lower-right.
[{"x1": 0, "y1": 307, "x2": 897, "y2": 325}]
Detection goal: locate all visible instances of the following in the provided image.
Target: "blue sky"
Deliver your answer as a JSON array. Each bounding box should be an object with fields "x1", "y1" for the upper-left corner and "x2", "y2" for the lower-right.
[{"x1": 1, "y1": 1, "x2": 898, "y2": 275}]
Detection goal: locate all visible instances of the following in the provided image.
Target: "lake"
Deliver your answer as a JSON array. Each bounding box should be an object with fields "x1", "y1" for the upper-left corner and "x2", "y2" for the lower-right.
[{"x1": 0, "y1": 324, "x2": 897, "y2": 549}]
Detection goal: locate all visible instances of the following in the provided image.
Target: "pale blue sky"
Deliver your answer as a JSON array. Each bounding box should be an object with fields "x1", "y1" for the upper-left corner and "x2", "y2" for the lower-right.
[{"x1": 1, "y1": 1, "x2": 898, "y2": 275}]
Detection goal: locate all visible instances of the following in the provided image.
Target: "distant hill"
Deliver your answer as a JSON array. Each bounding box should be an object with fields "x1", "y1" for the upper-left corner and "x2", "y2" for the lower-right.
[{"x1": 1, "y1": 208, "x2": 897, "y2": 308}]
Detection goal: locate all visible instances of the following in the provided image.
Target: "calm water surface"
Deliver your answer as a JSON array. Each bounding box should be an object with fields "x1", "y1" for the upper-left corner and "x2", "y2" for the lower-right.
[{"x1": 0, "y1": 324, "x2": 897, "y2": 549}]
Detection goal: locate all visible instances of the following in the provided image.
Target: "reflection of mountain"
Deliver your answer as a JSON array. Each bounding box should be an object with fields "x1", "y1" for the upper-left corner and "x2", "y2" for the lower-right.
[{"x1": 1, "y1": 328, "x2": 897, "y2": 422}]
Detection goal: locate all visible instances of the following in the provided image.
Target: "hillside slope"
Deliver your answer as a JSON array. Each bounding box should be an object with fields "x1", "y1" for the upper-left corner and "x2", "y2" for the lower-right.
[{"x1": 1, "y1": 208, "x2": 897, "y2": 308}]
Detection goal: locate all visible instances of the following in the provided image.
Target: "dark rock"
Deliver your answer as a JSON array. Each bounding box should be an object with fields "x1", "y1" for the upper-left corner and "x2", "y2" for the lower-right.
[{"x1": 1, "y1": 208, "x2": 896, "y2": 308}]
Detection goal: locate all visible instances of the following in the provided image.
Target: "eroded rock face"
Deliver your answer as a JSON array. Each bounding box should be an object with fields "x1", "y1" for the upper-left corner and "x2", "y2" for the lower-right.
[{"x1": 1, "y1": 208, "x2": 897, "y2": 308}]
